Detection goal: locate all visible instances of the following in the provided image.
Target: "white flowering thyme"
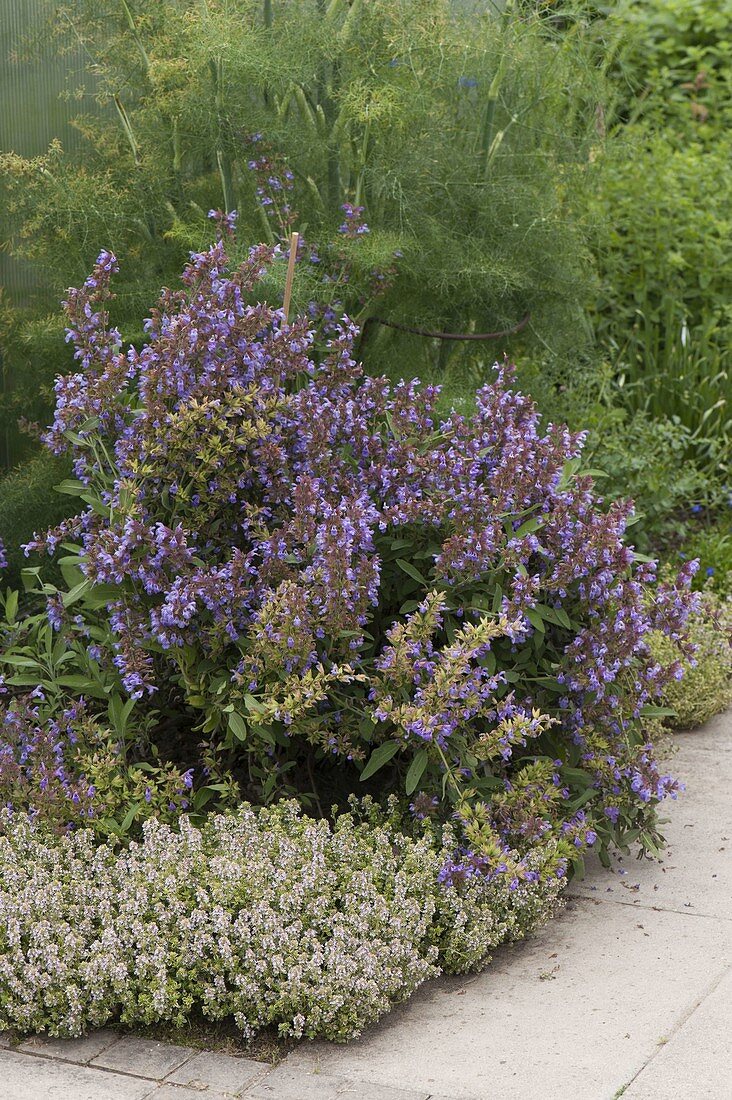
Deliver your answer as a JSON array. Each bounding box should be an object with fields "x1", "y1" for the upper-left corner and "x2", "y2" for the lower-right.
[{"x1": 0, "y1": 804, "x2": 564, "y2": 1040}]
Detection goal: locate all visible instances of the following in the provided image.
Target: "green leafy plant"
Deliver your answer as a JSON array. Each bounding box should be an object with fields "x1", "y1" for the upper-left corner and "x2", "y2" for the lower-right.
[
  {"x1": 607, "y1": 0, "x2": 732, "y2": 135},
  {"x1": 0, "y1": 583, "x2": 237, "y2": 839},
  {"x1": 585, "y1": 123, "x2": 732, "y2": 475},
  {"x1": 13, "y1": 238, "x2": 698, "y2": 884},
  {"x1": 0, "y1": 453, "x2": 76, "y2": 585},
  {"x1": 682, "y1": 522, "x2": 732, "y2": 596},
  {"x1": 0, "y1": 0, "x2": 606, "y2": 465}
]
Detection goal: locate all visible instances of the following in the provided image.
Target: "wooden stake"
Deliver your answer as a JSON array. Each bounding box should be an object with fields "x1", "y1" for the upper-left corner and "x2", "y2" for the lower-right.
[{"x1": 282, "y1": 231, "x2": 299, "y2": 323}]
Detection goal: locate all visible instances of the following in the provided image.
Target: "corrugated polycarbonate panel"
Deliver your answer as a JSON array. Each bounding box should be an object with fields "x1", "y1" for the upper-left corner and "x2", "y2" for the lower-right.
[{"x1": 1, "y1": 0, "x2": 99, "y2": 302}]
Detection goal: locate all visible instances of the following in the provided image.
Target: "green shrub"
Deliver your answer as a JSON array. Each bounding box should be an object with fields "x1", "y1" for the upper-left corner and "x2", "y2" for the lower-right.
[
  {"x1": 0, "y1": 802, "x2": 564, "y2": 1040},
  {"x1": 512, "y1": 357, "x2": 719, "y2": 551},
  {"x1": 589, "y1": 124, "x2": 732, "y2": 348},
  {"x1": 649, "y1": 589, "x2": 732, "y2": 732},
  {"x1": 0, "y1": 301, "x2": 78, "y2": 471},
  {"x1": 1, "y1": 0, "x2": 605, "y2": 387},
  {"x1": 0, "y1": 453, "x2": 75, "y2": 585},
  {"x1": 549, "y1": 2, "x2": 732, "y2": 484},
  {"x1": 585, "y1": 125, "x2": 732, "y2": 474},
  {"x1": 572, "y1": 408, "x2": 714, "y2": 551},
  {"x1": 0, "y1": 586, "x2": 239, "y2": 841},
  {"x1": 682, "y1": 522, "x2": 732, "y2": 596},
  {"x1": 8, "y1": 238, "x2": 698, "y2": 884},
  {"x1": 608, "y1": 0, "x2": 732, "y2": 135}
]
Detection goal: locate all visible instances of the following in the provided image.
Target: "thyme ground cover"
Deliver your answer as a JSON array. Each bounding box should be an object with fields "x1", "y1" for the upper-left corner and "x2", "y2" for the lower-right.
[{"x1": 0, "y1": 802, "x2": 564, "y2": 1041}]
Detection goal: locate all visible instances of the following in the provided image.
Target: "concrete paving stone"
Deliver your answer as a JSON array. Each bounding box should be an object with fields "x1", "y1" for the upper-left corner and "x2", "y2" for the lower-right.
[
  {"x1": 166, "y1": 1050, "x2": 262, "y2": 1093},
  {"x1": 622, "y1": 965, "x2": 732, "y2": 1099},
  {"x1": 282, "y1": 897, "x2": 732, "y2": 1100},
  {"x1": 0, "y1": 1047, "x2": 153, "y2": 1099},
  {"x1": 92, "y1": 1036, "x2": 196, "y2": 1080},
  {"x1": 568, "y1": 722, "x2": 732, "y2": 921},
  {"x1": 18, "y1": 1027, "x2": 121, "y2": 1064},
  {"x1": 243, "y1": 1066, "x2": 350, "y2": 1099}
]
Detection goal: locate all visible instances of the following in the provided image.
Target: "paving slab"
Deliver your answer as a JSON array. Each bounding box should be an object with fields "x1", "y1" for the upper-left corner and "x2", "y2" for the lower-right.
[
  {"x1": 18, "y1": 1028, "x2": 121, "y2": 1064},
  {"x1": 283, "y1": 896, "x2": 731, "y2": 1100},
  {"x1": 92, "y1": 1036, "x2": 195, "y2": 1080},
  {"x1": 0, "y1": 1047, "x2": 153, "y2": 1099},
  {"x1": 166, "y1": 1050, "x2": 262, "y2": 1093},
  {"x1": 243, "y1": 1066, "x2": 349, "y2": 1099},
  {"x1": 622, "y1": 965, "x2": 732, "y2": 1099},
  {"x1": 568, "y1": 721, "x2": 732, "y2": 921}
]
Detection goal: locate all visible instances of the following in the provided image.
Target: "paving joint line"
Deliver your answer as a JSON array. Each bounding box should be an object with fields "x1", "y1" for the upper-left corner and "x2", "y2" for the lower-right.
[
  {"x1": 10, "y1": 1038, "x2": 280, "y2": 1097},
  {"x1": 6, "y1": 1040, "x2": 196, "y2": 1085},
  {"x1": 234, "y1": 1059, "x2": 283, "y2": 1095},
  {"x1": 9, "y1": 1030, "x2": 122, "y2": 1070},
  {"x1": 610, "y1": 963, "x2": 732, "y2": 1098},
  {"x1": 566, "y1": 892, "x2": 732, "y2": 922}
]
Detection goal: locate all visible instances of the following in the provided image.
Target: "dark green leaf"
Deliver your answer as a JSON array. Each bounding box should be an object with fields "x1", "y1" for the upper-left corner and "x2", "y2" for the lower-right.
[
  {"x1": 4, "y1": 590, "x2": 18, "y2": 624},
  {"x1": 561, "y1": 766, "x2": 595, "y2": 788},
  {"x1": 534, "y1": 675, "x2": 564, "y2": 693},
  {"x1": 193, "y1": 784, "x2": 228, "y2": 810},
  {"x1": 85, "y1": 583, "x2": 125, "y2": 608},
  {"x1": 0, "y1": 655, "x2": 40, "y2": 668},
  {"x1": 54, "y1": 479, "x2": 87, "y2": 497},
  {"x1": 61, "y1": 579, "x2": 91, "y2": 608},
  {"x1": 118, "y1": 802, "x2": 140, "y2": 834},
  {"x1": 80, "y1": 493, "x2": 111, "y2": 518},
  {"x1": 395, "y1": 558, "x2": 428, "y2": 586},
  {"x1": 360, "y1": 740, "x2": 401, "y2": 781},
  {"x1": 60, "y1": 563, "x2": 85, "y2": 590},
  {"x1": 567, "y1": 788, "x2": 598, "y2": 812},
  {"x1": 469, "y1": 776, "x2": 505, "y2": 797},
  {"x1": 554, "y1": 607, "x2": 572, "y2": 630},
  {"x1": 513, "y1": 516, "x2": 543, "y2": 539},
  {"x1": 57, "y1": 676, "x2": 108, "y2": 699},
  {"x1": 526, "y1": 608, "x2": 545, "y2": 634},
  {"x1": 228, "y1": 712, "x2": 248, "y2": 741},
  {"x1": 405, "y1": 749, "x2": 429, "y2": 795},
  {"x1": 244, "y1": 694, "x2": 267, "y2": 715}
]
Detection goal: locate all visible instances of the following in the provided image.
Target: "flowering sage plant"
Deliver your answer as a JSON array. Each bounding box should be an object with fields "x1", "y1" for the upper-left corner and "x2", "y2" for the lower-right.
[{"x1": 25, "y1": 214, "x2": 697, "y2": 881}]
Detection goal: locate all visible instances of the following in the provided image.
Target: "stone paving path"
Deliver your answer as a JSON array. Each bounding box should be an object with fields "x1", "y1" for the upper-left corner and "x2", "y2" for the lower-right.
[{"x1": 3, "y1": 712, "x2": 731, "y2": 1099}]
